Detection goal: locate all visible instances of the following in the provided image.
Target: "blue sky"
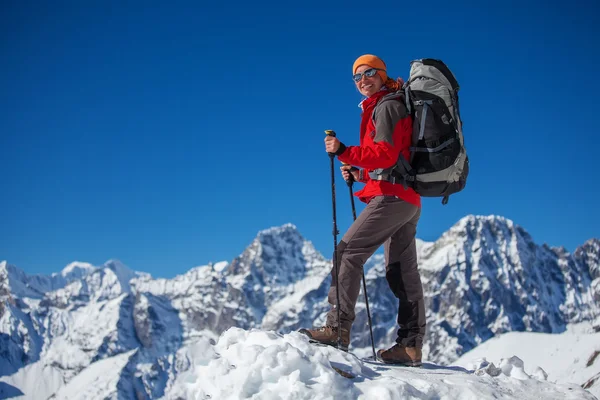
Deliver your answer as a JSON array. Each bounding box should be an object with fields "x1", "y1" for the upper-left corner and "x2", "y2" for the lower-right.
[{"x1": 2, "y1": 1, "x2": 599, "y2": 278}]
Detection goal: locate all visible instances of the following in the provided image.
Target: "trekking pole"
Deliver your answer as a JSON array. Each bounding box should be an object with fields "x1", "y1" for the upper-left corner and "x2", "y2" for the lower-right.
[
  {"x1": 325, "y1": 130, "x2": 343, "y2": 351},
  {"x1": 342, "y1": 163, "x2": 377, "y2": 361}
]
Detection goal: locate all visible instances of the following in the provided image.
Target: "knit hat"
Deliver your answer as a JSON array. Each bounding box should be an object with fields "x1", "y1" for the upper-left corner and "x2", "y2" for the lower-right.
[{"x1": 353, "y1": 54, "x2": 387, "y2": 82}]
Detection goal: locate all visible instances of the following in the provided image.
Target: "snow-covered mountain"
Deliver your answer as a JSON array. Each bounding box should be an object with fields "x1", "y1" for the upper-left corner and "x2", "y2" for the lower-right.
[
  {"x1": 420, "y1": 215, "x2": 598, "y2": 364},
  {"x1": 1, "y1": 215, "x2": 598, "y2": 399}
]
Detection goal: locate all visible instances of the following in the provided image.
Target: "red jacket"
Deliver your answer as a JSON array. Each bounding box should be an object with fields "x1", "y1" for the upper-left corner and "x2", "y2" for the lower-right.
[{"x1": 337, "y1": 90, "x2": 421, "y2": 207}]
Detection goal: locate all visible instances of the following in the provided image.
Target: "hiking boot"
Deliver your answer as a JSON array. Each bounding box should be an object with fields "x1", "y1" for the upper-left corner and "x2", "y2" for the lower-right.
[
  {"x1": 377, "y1": 343, "x2": 422, "y2": 367},
  {"x1": 298, "y1": 326, "x2": 350, "y2": 351}
]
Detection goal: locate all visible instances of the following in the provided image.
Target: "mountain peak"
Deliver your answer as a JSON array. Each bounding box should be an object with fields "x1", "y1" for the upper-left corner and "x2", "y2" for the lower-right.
[
  {"x1": 227, "y1": 223, "x2": 327, "y2": 304},
  {"x1": 101, "y1": 259, "x2": 138, "y2": 293},
  {"x1": 454, "y1": 214, "x2": 515, "y2": 230},
  {"x1": 581, "y1": 238, "x2": 600, "y2": 251},
  {"x1": 60, "y1": 261, "x2": 96, "y2": 279},
  {"x1": 250, "y1": 224, "x2": 308, "y2": 255},
  {"x1": 256, "y1": 223, "x2": 301, "y2": 240},
  {"x1": 445, "y1": 214, "x2": 533, "y2": 244},
  {"x1": 575, "y1": 238, "x2": 600, "y2": 279}
]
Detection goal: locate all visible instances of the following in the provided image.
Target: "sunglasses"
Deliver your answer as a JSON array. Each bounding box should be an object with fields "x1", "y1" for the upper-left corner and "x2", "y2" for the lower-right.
[{"x1": 352, "y1": 68, "x2": 384, "y2": 82}]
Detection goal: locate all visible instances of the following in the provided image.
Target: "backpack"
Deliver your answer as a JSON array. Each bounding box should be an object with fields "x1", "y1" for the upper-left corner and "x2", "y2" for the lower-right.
[{"x1": 370, "y1": 59, "x2": 469, "y2": 205}]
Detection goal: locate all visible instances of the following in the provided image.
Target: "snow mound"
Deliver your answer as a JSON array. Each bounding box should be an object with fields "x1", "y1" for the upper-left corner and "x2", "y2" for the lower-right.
[
  {"x1": 468, "y1": 356, "x2": 538, "y2": 380},
  {"x1": 165, "y1": 328, "x2": 596, "y2": 400},
  {"x1": 455, "y1": 322, "x2": 600, "y2": 398}
]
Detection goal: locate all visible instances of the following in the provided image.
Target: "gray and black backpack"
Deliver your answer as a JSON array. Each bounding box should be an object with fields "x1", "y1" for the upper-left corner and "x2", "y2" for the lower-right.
[{"x1": 370, "y1": 59, "x2": 469, "y2": 204}]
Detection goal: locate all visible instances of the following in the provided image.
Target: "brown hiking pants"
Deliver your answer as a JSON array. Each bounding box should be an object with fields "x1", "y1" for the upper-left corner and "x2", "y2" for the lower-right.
[{"x1": 326, "y1": 195, "x2": 426, "y2": 348}]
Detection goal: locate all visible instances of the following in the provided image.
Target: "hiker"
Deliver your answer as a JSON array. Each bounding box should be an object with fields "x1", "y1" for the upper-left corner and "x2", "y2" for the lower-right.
[{"x1": 300, "y1": 54, "x2": 425, "y2": 366}]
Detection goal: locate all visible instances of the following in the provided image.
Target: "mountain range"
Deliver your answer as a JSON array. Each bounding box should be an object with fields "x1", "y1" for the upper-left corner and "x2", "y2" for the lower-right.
[{"x1": 1, "y1": 214, "x2": 598, "y2": 399}]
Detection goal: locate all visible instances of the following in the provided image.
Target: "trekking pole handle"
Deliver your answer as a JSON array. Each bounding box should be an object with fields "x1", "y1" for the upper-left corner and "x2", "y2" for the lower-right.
[
  {"x1": 324, "y1": 130, "x2": 336, "y2": 159},
  {"x1": 341, "y1": 163, "x2": 354, "y2": 186}
]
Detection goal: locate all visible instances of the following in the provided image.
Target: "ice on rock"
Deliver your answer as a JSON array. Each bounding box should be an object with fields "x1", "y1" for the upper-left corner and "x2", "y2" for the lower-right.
[
  {"x1": 532, "y1": 366, "x2": 548, "y2": 381},
  {"x1": 471, "y1": 358, "x2": 502, "y2": 377},
  {"x1": 499, "y1": 356, "x2": 531, "y2": 380}
]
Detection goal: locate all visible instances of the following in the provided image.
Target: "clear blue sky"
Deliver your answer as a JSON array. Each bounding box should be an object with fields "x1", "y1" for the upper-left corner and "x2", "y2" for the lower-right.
[{"x1": 2, "y1": 1, "x2": 599, "y2": 278}]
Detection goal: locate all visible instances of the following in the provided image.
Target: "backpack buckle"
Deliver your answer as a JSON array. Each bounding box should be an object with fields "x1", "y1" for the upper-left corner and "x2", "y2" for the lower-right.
[{"x1": 376, "y1": 174, "x2": 397, "y2": 184}]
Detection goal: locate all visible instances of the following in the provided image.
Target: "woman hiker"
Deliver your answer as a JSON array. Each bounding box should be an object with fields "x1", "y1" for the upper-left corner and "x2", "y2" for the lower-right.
[{"x1": 299, "y1": 54, "x2": 426, "y2": 367}]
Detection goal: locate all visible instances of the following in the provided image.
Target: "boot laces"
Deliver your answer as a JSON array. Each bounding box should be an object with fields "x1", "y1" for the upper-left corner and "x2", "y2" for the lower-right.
[{"x1": 317, "y1": 326, "x2": 337, "y2": 332}]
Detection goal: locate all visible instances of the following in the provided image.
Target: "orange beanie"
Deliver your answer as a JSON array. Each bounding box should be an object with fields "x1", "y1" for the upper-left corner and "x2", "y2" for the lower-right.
[{"x1": 353, "y1": 54, "x2": 387, "y2": 82}]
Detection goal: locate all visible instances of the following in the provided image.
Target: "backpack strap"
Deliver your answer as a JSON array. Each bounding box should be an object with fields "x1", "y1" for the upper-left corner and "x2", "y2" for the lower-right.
[
  {"x1": 370, "y1": 91, "x2": 406, "y2": 123},
  {"x1": 368, "y1": 90, "x2": 416, "y2": 188},
  {"x1": 404, "y1": 86, "x2": 412, "y2": 115},
  {"x1": 416, "y1": 100, "x2": 433, "y2": 142}
]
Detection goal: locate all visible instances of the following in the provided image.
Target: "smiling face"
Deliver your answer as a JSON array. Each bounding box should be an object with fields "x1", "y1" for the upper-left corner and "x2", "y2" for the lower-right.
[{"x1": 354, "y1": 65, "x2": 384, "y2": 97}]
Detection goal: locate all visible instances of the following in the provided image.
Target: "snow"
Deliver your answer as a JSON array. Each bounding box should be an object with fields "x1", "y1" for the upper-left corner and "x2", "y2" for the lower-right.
[
  {"x1": 49, "y1": 349, "x2": 137, "y2": 400},
  {"x1": 164, "y1": 327, "x2": 596, "y2": 400},
  {"x1": 2, "y1": 216, "x2": 598, "y2": 399},
  {"x1": 261, "y1": 275, "x2": 325, "y2": 329},
  {"x1": 102, "y1": 259, "x2": 138, "y2": 294},
  {"x1": 0, "y1": 361, "x2": 64, "y2": 400},
  {"x1": 213, "y1": 261, "x2": 229, "y2": 272},
  {"x1": 41, "y1": 293, "x2": 135, "y2": 378},
  {"x1": 60, "y1": 262, "x2": 95, "y2": 278},
  {"x1": 0, "y1": 347, "x2": 139, "y2": 399},
  {"x1": 455, "y1": 322, "x2": 600, "y2": 398}
]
